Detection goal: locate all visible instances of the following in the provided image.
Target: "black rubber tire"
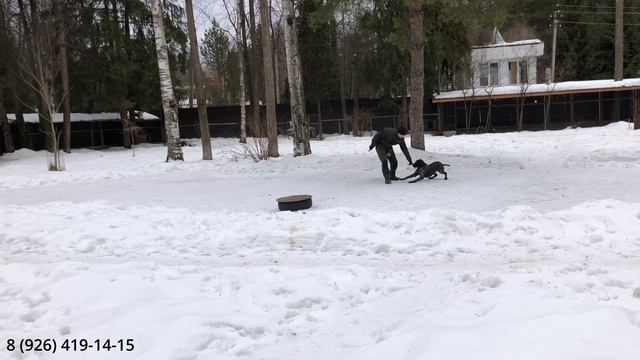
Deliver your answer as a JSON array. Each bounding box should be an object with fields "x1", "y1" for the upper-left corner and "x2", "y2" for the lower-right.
[{"x1": 277, "y1": 195, "x2": 312, "y2": 211}]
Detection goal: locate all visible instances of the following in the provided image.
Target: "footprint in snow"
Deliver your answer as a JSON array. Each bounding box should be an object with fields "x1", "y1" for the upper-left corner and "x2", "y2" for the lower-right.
[
  {"x1": 374, "y1": 244, "x2": 391, "y2": 254},
  {"x1": 479, "y1": 276, "x2": 503, "y2": 289},
  {"x1": 602, "y1": 279, "x2": 629, "y2": 289},
  {"x1": 22, "y1": 292, "x2": 50, "y2": 308},
  {"x1": 588, "y1": 234, "x2": 604, "y2": 243},
  {"x1": 189, "y1": 333, "x2": 214, "y2": 352},
  {"x1": 19, "y1": 310, "x2": 44, "y2": 323},
  {"x1": 287, "y1": 297, "x2": 328, "y2": 310},
  {"x1": 272, "y1": 287, "x2": 294, "y2": 297}
]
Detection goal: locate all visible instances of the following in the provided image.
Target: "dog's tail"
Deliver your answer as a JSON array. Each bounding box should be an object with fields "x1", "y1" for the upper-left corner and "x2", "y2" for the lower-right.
[{"x1": 443, "y1": 163, "x2": 451, "y2": 167}]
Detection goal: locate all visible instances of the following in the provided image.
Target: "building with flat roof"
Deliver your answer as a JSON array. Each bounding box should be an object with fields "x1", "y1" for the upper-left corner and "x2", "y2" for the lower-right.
[{"x1": 471, "y1": 28, "x2": 544, "y2": 88}]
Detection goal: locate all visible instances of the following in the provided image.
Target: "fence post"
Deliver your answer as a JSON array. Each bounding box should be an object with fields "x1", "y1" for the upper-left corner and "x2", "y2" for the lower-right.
[
  {"x1": 90, "y1": 122, "x2": 95, "y2": 147},
  {"x1": 631, "y1": 89, "x2": 640, "y2": 130}
]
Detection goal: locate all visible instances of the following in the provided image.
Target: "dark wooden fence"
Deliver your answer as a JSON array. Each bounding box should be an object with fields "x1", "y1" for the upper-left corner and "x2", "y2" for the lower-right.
[
  {"x1": 439, "y1": 90, "x2": 637, "y2": 133},
  {"x1": 3, "y1": 91, "x2": 635, "y2": 152}
]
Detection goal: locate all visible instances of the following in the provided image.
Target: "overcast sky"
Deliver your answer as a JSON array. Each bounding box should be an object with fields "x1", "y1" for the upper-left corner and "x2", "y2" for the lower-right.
[
  {"x1": 192, "y1": 0, "x2": 235, "y2": 43},
  {"x1": 190, "y1": 0, "x2": 284, "y2": 44}
]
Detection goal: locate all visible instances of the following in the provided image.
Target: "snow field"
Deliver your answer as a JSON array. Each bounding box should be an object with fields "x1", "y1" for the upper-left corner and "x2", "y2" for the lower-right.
[{"x1": 1, "y1": 122, "x2": 640, "y2": 359}]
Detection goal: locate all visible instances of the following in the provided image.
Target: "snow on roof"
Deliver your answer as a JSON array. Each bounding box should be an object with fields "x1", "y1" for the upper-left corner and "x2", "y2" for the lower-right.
[
  {"x1": 7, "y1": 112, "x2": 159, "y2": 123},
  {"x1": 473, "y1": 39, "x2": 543, "y2": 49},
  {"x1": 433, "y1": 78, "x2": 640, "y2": 103},
  {"x1": 473, "y1": 28, "x2": 543, "y2": 49}
]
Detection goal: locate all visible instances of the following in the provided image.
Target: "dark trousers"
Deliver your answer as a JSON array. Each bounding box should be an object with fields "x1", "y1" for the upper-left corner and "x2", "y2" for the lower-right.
[{"x1": 375, "y1": 144, "x2": 397, "y2": 179}]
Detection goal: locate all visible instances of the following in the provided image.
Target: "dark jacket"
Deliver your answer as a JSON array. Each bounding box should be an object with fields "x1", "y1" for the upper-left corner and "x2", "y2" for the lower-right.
[{"x1": 369, "y1": 128, "x2": 412, "y2": 163}]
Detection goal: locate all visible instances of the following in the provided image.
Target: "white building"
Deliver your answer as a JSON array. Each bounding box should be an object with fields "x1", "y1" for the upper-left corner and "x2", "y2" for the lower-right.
[{"x1": 471, "y1": 28, "x2": 544, "y2": 88}]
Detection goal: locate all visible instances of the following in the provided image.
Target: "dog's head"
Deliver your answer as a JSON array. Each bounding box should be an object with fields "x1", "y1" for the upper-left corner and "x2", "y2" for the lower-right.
[{"x1": 412, "y1": 159, "x2": 427, "y2": 168}]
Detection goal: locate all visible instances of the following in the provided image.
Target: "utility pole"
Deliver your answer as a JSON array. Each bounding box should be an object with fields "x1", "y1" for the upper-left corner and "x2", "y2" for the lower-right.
[
  {"x1": 550, "y1": 8, "x2": 559, "y2": 82},
  {"x1": 615, "y1": 0, "x2": 624, "y2": 81}
]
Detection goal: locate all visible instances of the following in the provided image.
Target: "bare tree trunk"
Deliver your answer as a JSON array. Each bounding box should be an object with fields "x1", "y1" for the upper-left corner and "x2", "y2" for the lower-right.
[
  {"x1": 338, "y1": 18, "x2": 348, "y2": 135},
  {"x1": 188, "y1": 65, "x2": 195, "y2": 108},
  {"x1": 317, "y1": 100, "x2": 323, "y2": 139},
  {"x1": 271, "y1": 15, "x2": 281, "y2": 104},
  {"x1": 248, "y1": 0, "x2": 262, "y2": 132},
  {"x1": 517, "y1": 96, "x2": 524, "y2": 130},
  {"x1": 517, "y1": 83, "x2": 529, "y2": 131},
  {"x1": 339, "y1": 52, "x2": 348, "y2": 134},
  {"x1": 259, "y1": 0, "x2": 279, "y2": 157},
  {"x1": 186, "y1": 0, "x2": 213, "y2": 160},
  {"x1": 0, "y1": 1, "x2": 20, "y2": 150},
  {"x1": 408, "y1": 0, "x2": 424, "y2": 150},
  {"x1": 615, "y1": 0, "x2": 624, "y2": 81},
  {"x1": 400, "y1": 77, "x2": 408, "y2": 128},
  {"x1": 274, "y1": 41, "x2": 281, "y2": 104},
  {"x1": 282, "y1": 0, "x2": 310, "y2": 156},
  {"x1": 120, "y1": 109, "x2": 132, "y2": 148},
  {"x1": 151, "y1": 0, "x2": 183, "y2": 161},
  {"x1": 12, "y1": 94, "x2": 28, "y2": 148},
  {"x1": 238, "y1": 0, "x2": 247, "y2": 143},
  {"x1": 0, "y1": 86, "x2": 14, "y2": 153},
  {"x1": 116, "y1": 0, "x2": 133, "y2": 150},
  {"x1": 24, "y1": 0, "x2": 53, "y2": 152},
  {"x1": 58, "y1": 21, "x2": 71, "y2": 153},
  {"x1": 612, "y1": 0, "x2": 624, "y2": 123}
]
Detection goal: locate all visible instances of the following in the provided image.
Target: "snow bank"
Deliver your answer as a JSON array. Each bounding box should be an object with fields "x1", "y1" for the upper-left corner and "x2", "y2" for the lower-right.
[{"x1": 434, "y1": 78, "x2": 640, "y2": 101}]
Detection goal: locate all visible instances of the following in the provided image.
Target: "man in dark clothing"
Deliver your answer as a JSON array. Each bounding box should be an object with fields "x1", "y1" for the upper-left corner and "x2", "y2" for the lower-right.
[{"x1": 368, "y1": 126, "x2": 413, "y2": 184}]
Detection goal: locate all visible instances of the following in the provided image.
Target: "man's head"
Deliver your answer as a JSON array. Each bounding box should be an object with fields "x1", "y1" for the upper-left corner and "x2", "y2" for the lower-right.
[{"x1": 397, "y1": 126, "x2": 408, "y2": 138}]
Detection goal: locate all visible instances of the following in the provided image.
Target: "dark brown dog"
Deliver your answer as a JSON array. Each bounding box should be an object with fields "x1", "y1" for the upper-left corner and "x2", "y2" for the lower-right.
[{"x1": 401, "y1": 159, "x2": 449, "y2": 183}]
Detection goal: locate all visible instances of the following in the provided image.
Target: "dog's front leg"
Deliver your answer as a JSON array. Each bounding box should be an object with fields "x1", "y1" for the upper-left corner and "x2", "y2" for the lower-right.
[
  {"x1": 400, "y1": 171, "x2": 418, "y2": 180},
  {"x1": 409, "y1": 176, "x2": 425, "y2": 183}
]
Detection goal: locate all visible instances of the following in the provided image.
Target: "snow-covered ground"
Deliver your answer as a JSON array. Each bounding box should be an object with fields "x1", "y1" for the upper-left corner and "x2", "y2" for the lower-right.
[{"x1": 1, "y1": 122, "x2": 640, "y2": 359}]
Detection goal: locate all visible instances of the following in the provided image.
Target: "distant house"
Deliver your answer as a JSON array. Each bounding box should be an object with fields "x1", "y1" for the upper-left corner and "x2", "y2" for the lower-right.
[
  {"x1": 471, "y1": 28, "x2": 544, "y2": 87},
  {"x1": 7, "y1": 112, "x2": 159, "y2": 124},
  {"x1": 428, "y1": 28, "x2": 640, "y2": 133},
  {"x1": 6, "y1": 112, "x2": 162, "y2": 150}
]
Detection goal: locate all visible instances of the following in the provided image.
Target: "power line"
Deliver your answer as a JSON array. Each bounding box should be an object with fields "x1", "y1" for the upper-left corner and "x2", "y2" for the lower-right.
[
  {"x1": 558, "y1": 4, "x2": 613, "y2": 8},
  {"x1": 557, "y1": 4, "x2": 640, "y2": 10},
  {"x1": 559, "y1": 10, "x2": 640, "y2": 16},
  {"x1": 560, "y1": 20, "x2": 640, "y2": 26}
]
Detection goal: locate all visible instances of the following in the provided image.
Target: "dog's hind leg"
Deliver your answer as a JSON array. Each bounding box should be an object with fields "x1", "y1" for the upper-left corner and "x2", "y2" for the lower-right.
[{"x1": 441, "y1": 170, "x2": 448, "y2": 180}]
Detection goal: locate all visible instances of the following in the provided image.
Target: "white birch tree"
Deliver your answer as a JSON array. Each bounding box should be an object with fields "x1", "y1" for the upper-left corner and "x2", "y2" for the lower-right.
[
  {"x1": 238, "y1": 0, "x2": 247, "y2": 143},
  {"x1": 282, "y1": 0, "x2": 310, "y2": 156},
  {"x1": 151, "y1": 0, "x2": 184, "y2": 161}
]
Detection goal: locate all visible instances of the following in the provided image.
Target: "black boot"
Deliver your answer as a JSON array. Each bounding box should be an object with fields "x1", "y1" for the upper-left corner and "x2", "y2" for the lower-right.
[
  {"x1": 389, "y1": 176, "x2": 400, "y2": 181},
  {"x1": 384, "y1": 176, "x2": 391, "y2": 184}
]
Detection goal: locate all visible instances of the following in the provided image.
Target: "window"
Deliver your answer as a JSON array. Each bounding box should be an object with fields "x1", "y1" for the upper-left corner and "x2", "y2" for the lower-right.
[
  {"x1": 479, "y1": 63, "x2": 489, "y2": 86},
  {"x1": 490, "y1": 63, "x2": 499, "y2": 86},
  {"x1": 509, "y1": 62, "x2": 518, "y2": 84},
  {"x1": 519, "y1": 60, "x2": 528, "y2": 84}
]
